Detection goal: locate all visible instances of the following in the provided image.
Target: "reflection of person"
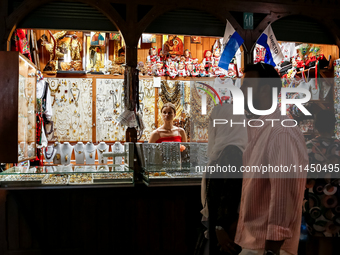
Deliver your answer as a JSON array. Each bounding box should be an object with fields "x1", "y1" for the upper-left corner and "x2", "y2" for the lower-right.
[
  {"x1": 235, "y1": 63, "x2": 308, "y2": 255},
  {"x1": 304, "y1": 110, "x2": 340, "y2": 255},
  {"x1": 91, "y1": 32, "x2": 104, "y2": 46},
  {"x1": 89, "y1": 46, "x2": 98, "y2": 67},
  {"x1": 198, "y1": 103, "x2": 247, "y2": 255},
  {"x1": 148, "y1": 103, "x2": 187, "y2": 143}
]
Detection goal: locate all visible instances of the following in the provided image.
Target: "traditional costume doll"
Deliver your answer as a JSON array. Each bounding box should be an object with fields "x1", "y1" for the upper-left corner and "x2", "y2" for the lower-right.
[
  {"x1": 169, "y1": 54, "x2": 179, "y2": 63},
  {"x1": 212, "y1": 48, "x2": 220, "y2": 64},
  {"x1": 158, "y1": 48, "x2": 165, "y2": 62},
  {"x1": 177, "y1": 62, "x2": 187, "y2": 77},
  {"x1": 192, "y1": 58, "x2": 199, "y2": 70},
  {"x1": 146, "y1": 61, "x2": 154, "y2": 76},
  {"x1": 180, "y1": 55, "x2": 186, "y2": 63},
  {"x1": 199, "y1": 63, "x2": 208, "y2": 77},
  {"x1": 156, "y1": 61, "x2": 165, "y2": 76},
  {"x1": 212, "y1": 62, "x2": 225, "y2": 77},
  {"x1": 202, "y1": 50, "x2": 213, "y2": 71},
  {"x1": 147, "y1": 47, "x2": 158, "y2": 63},
  {"x1": 166, "y1": 61, "x2": 178, "y2": 78},
  {"x1": 184, "y1": 49, "x2": 192, "y2": 64},
  {"x1": 186, "y1": 62, "x2": 194, "y2": 77}
]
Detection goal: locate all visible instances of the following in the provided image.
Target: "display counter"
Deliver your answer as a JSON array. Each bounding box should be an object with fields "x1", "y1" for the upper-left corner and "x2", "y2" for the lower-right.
[
  {"x1": 0, "y1": 165, "x2": 134, "y2": 190},
  {"x1": 136, "y1": 142, "x2": 207, "y2": 187}
]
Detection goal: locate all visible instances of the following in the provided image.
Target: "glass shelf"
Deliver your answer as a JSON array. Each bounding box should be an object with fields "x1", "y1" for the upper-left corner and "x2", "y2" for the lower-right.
[{"x1": 0, "y1": 165, "x2": 134, "y2": 188}]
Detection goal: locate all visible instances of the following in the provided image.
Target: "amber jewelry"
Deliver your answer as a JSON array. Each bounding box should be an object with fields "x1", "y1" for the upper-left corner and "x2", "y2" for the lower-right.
[
  {"x1": 49, "y1": 81, "x2": 60, "y2": 93},
  {"x1": 65, "y1": 155, "x2": 68, "y2": 161}
]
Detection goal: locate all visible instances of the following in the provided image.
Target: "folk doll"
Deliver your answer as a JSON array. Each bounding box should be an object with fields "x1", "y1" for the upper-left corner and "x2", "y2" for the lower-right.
[
  {"x1": 186, "y1": 62, "x2": 194, "y2": 77},
  {"x1": 212, "y1": 48, "x2": 220, "y2": 64},
  {"x1": 184, "y1": 49, "x2": 192, "y2": 64},
  {"x1": 166, "y1": 61, "x2": 178, "y2": 78},
  {"x1": 202, "y1": 50, "x2": 213, "y2": 71},
  {"x1": 192, "y1": 58, "x2": 199, "y2": 70},
  {"x1": 156, "y1": 61, "x2": 165, "y2": 76},
  {"x1": 147, "y1": 47, "x2": 158, "y2": 63},
  {"x1": 177, "y1": 62, "x2": 187, "y2": 77},
  {"x1": 199, "y1": 63, "x2": 208, "y2": 77},
  {"x1": 158, "y1": 48, "x2": 165, "y2": 62}
]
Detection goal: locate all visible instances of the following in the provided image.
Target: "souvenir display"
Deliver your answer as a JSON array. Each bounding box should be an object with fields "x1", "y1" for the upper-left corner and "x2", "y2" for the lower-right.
[
  {"x1": 47, "y1": 78, "x2": 93, "y2": 141},
  {"x1": 97, "y1": 142, "x2": 109, "y2": 164},
  {"x1": 69, "y1": 173, "x2": 93, "y2": 184},
  {"x1": 60, "y1": 142, "x2": 73, "y2": 165},
  {"x1": 74, "y1": 142, "x2": 85, "y2": 164},
  {"x1": 139, "y1": 79, "x2": 156, "y2": 141},
  {"x1": 42, "y1": 174, "x2": 69, "y2": 185},
  {"x1": 84, "y1": 142, "x2": 96, "y2": 164},
  {"x1": 43, "y1": 145, "x2": 57, "y2": 163},
  {"x1": 96, "y1": 79, "x2": 126, "y2": 141}
]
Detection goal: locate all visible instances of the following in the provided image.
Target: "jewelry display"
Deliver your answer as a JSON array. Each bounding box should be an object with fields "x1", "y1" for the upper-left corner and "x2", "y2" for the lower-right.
[
  {"x1": 111, "y1": 142, "x2": 124, "y2": 166},
  {"x1": 139, "y1": 79, "x2": 156, "y2": 141},
  {"x1": 44, "y1": 145, "x2": 57, "y2": 163},
  {"x1": 190, "y1": 80, "x2": 213, "y2": 141},
  {"x1": 60, "y1": 142, "x2": 73, "y2": 165},
  {"x1": 96, "y1": 79, "x2": 126, "y2": 141},
  {"x1": 97, "y1": 142, "x2": 109, "y2": 164},
  {"x1": 53, "y1": 142, "x2": 62, "y2": 164},
  {"x1": 46, "y1": 78, "x2": 93, "y2": 141},
  {"x1": 18, "y1": 65, "x2": 36, "y2": 161},
  {"x1": 84, "y1": 142, "x2": 96, "y2": 164},
  {"x1": 74, "y1": 142, "x2": 85, "y2": 164}
]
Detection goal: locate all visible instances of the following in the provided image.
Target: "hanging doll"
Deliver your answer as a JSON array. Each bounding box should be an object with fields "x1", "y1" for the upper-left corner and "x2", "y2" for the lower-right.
[
  {"x1": 184, "y1": 49, "x2": 192, "y2": 64},
  {"x1": 177, "y1": 62, "x2": 187, "y2": 77},
  {"x1": 202, "y1": 50, "x2": 213, "y2": 71},
  {"x1": 156, "y1": 61, "x2": 165, "y2": 76},
  {"x1": 166, "y1": 61, "x2": 178, "y2": 78},
  {"x1": 199, "y1": 63, "x2": 208, "y2": 77},
  {"x1": 14, "y1": 29, "x2": 32, "y2": 61},
  {"x1": 69, "y1": 34, "x2": 82, "y2": 60},
  {"x1": 147, "y1": 47, "x2": 158, "y2": 63}
]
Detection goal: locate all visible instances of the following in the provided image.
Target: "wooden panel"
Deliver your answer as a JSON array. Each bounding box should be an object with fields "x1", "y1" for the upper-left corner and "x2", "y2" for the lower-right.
[
  {"x1": 108, "y1": 40, "x2": 115, "y2": 61},
  {"x1": 202, "y1": 37, "x2": 210, "y2": 57},
  {"x1": 184, "y1": 36, "x2": 191, "y2": 52},
  {"x1": 0, "y1": 191, "x2": 7, "y2": 254},
  {"x1": 196, "y1": 43, "x2": 203, "y2": 61},
  {"x1": 156, "y1": 35, "x2": 162, "y2": 50},
  {"x1": 191, "y1": 43, "x2": 197, "y2": 59},
  {"x1": 210, "y1": 37, "x2": 216, "y2": 49},
  {"x1": 7, "y1": 193, "x2": 20, "y2": 250},
  {"x1": 0, "y1": 51, "x2": 19, "y2": 163}
]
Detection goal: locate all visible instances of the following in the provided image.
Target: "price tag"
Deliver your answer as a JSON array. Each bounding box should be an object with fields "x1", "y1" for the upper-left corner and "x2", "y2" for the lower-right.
[{"x1": 153, "y1": 77, "x2": 161, "y2": 87}]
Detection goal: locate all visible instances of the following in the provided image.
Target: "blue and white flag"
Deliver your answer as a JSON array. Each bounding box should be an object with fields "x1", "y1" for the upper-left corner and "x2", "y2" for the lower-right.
[
  {"x1": 256, "y1": 24, "x2": 283, "y2": 66},
  {"x1": 218, "y1": 21, "x2": 244, "y2": 70}
]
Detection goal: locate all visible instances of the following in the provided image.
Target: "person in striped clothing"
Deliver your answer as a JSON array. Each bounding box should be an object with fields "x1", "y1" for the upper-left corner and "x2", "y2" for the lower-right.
[{"x1": 234, "y1": 63, "x2": 308, "y2": 255}]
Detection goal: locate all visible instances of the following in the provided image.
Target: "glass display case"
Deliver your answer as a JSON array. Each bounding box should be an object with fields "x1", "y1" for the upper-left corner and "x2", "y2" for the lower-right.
[
  {"x1": 0, "y1": 165, "x2": 134, "y2": 189},
  {"x1": 136, "y1": 142, "x2": 206, "y2": 186},
  {"x1": 0, "y1": 52, "x2": 36, "y2": 163}
]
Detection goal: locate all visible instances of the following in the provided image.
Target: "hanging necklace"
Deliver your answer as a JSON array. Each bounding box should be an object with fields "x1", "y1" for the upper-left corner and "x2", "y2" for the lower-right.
[
  {"x1": 45, "y1": 146, "x2": 55, "y2": 160},
  {"x1": 74, "y1": 146, "x2": 84, "y2": 155},
  {"x1": 71, "y1": 88, "x2": 80, "y2": 107},
  {"x1": 97, "y1": 146, "x2": 108, "y2": 163}
]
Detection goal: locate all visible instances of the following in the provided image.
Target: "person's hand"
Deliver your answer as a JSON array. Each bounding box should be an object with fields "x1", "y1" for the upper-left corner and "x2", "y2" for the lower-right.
[{"x1": 216, "y1": 228, "x2": 238, "y2": 254}]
